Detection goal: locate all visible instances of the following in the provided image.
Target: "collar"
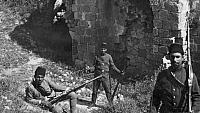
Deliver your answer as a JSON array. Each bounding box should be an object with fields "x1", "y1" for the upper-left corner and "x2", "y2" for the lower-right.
[{"x1": 169, "y1": 66, "x2": 186, "y2": 85}]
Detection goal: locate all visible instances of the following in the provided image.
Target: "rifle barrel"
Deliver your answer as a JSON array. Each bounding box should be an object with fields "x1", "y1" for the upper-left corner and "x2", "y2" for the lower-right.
[{"x1": 50, "y1": 74, "x2": 103, "y2": 104}]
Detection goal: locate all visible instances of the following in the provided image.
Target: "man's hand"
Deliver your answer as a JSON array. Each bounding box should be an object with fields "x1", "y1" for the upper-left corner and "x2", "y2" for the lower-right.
[
  {"x1": 63, "y1": 87, "x2": 71, "y2": 94},
  {"x1": 120, "y1": 71, "x2": 125, "y2": 76},
  {"x1": 40, "y1": 100, "x2": 53, "y2": 109}
]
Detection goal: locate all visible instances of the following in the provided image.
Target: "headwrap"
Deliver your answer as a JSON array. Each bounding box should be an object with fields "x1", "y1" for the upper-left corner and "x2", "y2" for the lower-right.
[
  {"x1": 34, "y1": 66, "x2": 46, "y2": 77},
  {"x1": 168, "y1": 43, "x2": 184, "y2": 55}
]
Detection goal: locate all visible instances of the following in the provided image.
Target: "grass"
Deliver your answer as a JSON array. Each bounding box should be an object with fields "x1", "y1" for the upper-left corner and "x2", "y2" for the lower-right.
[{"x1": 0, "y1": 1, "x2": 155, "y2": 113}]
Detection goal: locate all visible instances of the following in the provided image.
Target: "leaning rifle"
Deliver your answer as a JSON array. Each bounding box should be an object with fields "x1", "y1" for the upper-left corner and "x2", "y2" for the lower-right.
[
  {"x1": 50, "y1": 74, "x2": 103, "y2": 104},
  {"x1": 187, "y1": 12, "x2": 193, "y2": 113}
]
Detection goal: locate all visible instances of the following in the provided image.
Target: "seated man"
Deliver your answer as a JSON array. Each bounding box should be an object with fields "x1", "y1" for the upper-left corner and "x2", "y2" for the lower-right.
[{"x1": 25, "y1": 66, "x2": 77, "y2": 113}]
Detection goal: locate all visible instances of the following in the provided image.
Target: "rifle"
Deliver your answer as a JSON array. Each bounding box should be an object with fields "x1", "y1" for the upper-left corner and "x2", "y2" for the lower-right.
[
  {"x1": 50, "y1": 74, "x2": 103, "y2": 104},
  {"x1": 187, "y1": 12, "x2": 193, "y2": 113}
]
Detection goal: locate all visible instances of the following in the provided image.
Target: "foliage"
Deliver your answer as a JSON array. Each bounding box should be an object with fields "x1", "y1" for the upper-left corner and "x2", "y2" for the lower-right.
[{"x1": 1, "y1": 0, "x2": 37, "y2": 19}]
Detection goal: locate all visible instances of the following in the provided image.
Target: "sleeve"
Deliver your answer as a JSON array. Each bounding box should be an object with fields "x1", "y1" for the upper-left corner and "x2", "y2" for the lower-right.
[
  {"x1": 151, "y1": 73, "x2": 162, "y2": 113},
  {"x1": 191, "y1": 74, "x2": 200, "y2": 111},
  {"x1": 25, "y1": 86, "x2": 42, "y2": 105},
  {"x1": 46, "y1": 78, "x2": 66, "y2": 92},
  {"x1": 109, "y1": 55, "x2": 121, "y2": 73}
]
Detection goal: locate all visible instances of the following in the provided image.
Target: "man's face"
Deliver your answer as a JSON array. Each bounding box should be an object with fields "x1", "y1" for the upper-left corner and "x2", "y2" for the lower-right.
[
  {"x1": 34, "y1": 74, "x2": 45, "y2": 85},
  {"x1": 169, "y1": 52, "x2": 184, "y2": 69},
  {"x1": 100, "y1": 48, "x2": 107, "y2": 54}
]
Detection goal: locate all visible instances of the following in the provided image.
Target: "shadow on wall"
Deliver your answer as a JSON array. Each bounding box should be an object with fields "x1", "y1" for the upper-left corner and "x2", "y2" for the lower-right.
[{"x1": 9, "y1": 9, "x2": 73, "y2": 65}]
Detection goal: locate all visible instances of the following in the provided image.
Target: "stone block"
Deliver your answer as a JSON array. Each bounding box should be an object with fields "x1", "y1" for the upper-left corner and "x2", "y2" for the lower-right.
[
  {"x1": 171, "y1": 22, "x2": 178, "y2": 30},
  {"x1": 197, "y1": 3, "x2": 200, "y2": 10},
  {"x1": 153, "y1": 37, "x2": 160, "y2": 45},
  {"x1": 84, "y1": 36, "x2": 95, "y2": 44},
  {"x1": 190, "y1": 30, "x2": 198, "y2": 36},
  {"x1": 88, "y1": 45, "x2": 96, "y2": 53},
  {"x1": 151, "y1": 5, "x2": 161, "y2": 11},
  {"x1": 85, "y1": 13, "x2": 96, "y2": 21},
  {"x1": 138, "y1": 49, "x2": 147, "y2": 58},
  {"x1": 163, "y1": 30, "x2": 170, "y2": 37},
  {"x1": 76, "y1": 0, "x2": 85, "y2": 5},
  {"x1": 194, "y1": 36, "x2": 200, "y2": 45},
  {"x1": 72, "y1": 46, "x2": 78, "y2": 54},
  {"x1": 94, "y1": 21, "x2": 101, "y2": 27},
  {"x1": 191, "y1": 44, "x2": 197, "y2": 52},
  {"x1": 90, "y1": 6, "x2": 98, "y2": 13},
  {"x1": 96, "y1": 13, "x2": 103, "y2": 20},
  {"x1": 85, "y1": 28, "x2": 92, "y2": 36},
  {"x1": 149, "y1": 0, "x2": 159, "y2": 5},
  {"x1": 164, "y1": 2, "x2": 178, "y2": 13},
  {"x1": 153, "y1": 28, "x2": 159, "y2": 36},
  {"x1": 197, "y1": 45, "x2": 200, "y2": 53},
  {"x1": 78, "y1": 20, "x2": 88, "y2": 27},
  {"x1": 75, "y1": 27, "x2": 85, "y2": 35},
  {"x1": 80, "y1": 5, "x2": 90, "y2": 12},
  {"x1": 158, "y1": 46, "x2": 168, "y2": 54},
  {"x1": 153, "y1": 11, "x2": 159, "y2": 20},
  {"x1": 97, "y1": 28, "x2": 104, "y2": 36},
  {"x1": 168, "y1": 12, "x2": 178, "y2": 23},
  {"x1": 162, "y1": 20, "x2": 171, "y2": 30},
  {"x1": 92, "y1": 29, "x2": 98, "y2": 37},
  {"x1": 160, "y1": 38, "x2": 173, "y2": 45},
  {"x1": 72, "y1": 4, "x2": 78, "y2": 12},
  {"x1": 153, "y1": 45, "x2": 158, "y2": 53},
  {"x1": 171, "y1": 30, "x2": 181, "y2": 37},
  {"x1": 153, "y1": 20, "x2": 162, "y2": 29},
  {"x1": 159, "y1": 29, "x2": 170, "y2": 38},
  {"x1": 74, "y1": 12, "x2": 82, "y2": 19},
  {"x1": 159, "y1": 9, "x2": 169, "y2": 20},
  {"x1": 79, "y1": 36, "x2": 85, "y2": 44},
  {"x1": 76, "y1": 0, "x2": 96, "y2": 5}
]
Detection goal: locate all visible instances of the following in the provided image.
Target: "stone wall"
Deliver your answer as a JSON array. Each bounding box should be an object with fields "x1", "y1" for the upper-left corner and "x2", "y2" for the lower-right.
[
  {"x1": 71, "y1": 0, "x2": 200, "y2": 81},
  {"x1": 189, "y1": 0, "x2": 200, "y2": 82},
  {"x1": 71, "y1": 0, "x2": 179, "y2": 79}
]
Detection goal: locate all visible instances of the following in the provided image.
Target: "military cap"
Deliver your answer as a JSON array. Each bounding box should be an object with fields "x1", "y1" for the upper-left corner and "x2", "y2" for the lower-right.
[
  {"x1": 168, "y1": 43, "x2": 184, "y2": 55},
  {"x1": 101, "y1": 42, "x2": 107, "y2": 49}
]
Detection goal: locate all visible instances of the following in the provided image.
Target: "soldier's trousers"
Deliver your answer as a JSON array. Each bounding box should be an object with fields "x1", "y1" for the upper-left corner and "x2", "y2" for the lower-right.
[
  {"x1": 52, "y1": 92, "x2": 77, "y2": 113},
  {"x1": 92, "y1": 72, "x2": 113, "y2": 106}
]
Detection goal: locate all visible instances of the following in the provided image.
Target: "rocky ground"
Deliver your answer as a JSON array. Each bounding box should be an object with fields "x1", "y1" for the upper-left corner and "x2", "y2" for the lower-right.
[{"x1": 0, "y1": 2, "x2": 153, "y2": 113}]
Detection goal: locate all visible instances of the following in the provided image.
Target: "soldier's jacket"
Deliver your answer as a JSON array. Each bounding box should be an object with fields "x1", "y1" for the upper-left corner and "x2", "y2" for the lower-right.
[
  {"x1": 151, "y1": 66, "x2": 200, "y2": 113},
  {"x1": 94, "y1": 53, "x2": 120, "y2": 73},
  {"x1": 25, "y1": 78, "x2": 66, "y2": 104}
]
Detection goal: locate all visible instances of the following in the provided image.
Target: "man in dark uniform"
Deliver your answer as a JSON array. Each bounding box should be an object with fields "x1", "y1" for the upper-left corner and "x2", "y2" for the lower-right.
[
  {"x1": 151, "y1": 43, "x2": 200, "y2": 113},
  {"x1": 90, "y1": 42, "x2": 124, "y2": 107},
  {"x1": 25, "y1": 66, "x2": 77, "y2": 113}
]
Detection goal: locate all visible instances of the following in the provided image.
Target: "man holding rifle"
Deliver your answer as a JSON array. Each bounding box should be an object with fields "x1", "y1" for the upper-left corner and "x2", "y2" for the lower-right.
[
  {"x1": 151, "y1": 43, "x2": 200, "y2": 113},
  {"x1": 25, "y1": 66, "x2": 77, "y2": 113},
  {"x1": 90, "y1": 42, "x2": 124, "y2": 108}
]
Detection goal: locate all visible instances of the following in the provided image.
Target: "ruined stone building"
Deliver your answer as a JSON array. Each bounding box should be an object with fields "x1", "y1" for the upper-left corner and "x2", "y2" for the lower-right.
[{"x1": 60, "y1": 0, "x2": 200, "y2": 82}]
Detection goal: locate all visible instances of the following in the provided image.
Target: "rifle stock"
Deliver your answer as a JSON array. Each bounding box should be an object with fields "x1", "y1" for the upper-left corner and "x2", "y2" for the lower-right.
[{"x1": 50, "y1": 74, "x2": 103, "y2": 104}]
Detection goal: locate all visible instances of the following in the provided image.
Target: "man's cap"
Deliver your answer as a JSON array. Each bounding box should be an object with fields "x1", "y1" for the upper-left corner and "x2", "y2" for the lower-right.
[
  {"x1": 168, "y1": 43, "x2": 184, "y2": 55},
  {"x1": 101, "y1": 42, "x2": 107, "y2": 49},
  {"x1": 34, "y1": 66, "x2": 46, "y2": 77}
]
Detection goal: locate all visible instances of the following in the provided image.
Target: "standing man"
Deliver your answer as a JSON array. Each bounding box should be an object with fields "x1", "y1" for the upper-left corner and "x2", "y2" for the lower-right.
[
  {"x1": 151, "y1": 43, "x2": 200, "y2": 113},
  {"x1": 25, "y1": 66, "x2": 77, "y2": 113},
  {"x1": 90, "y1": 42, "x2": 124, "y2": 107}
]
